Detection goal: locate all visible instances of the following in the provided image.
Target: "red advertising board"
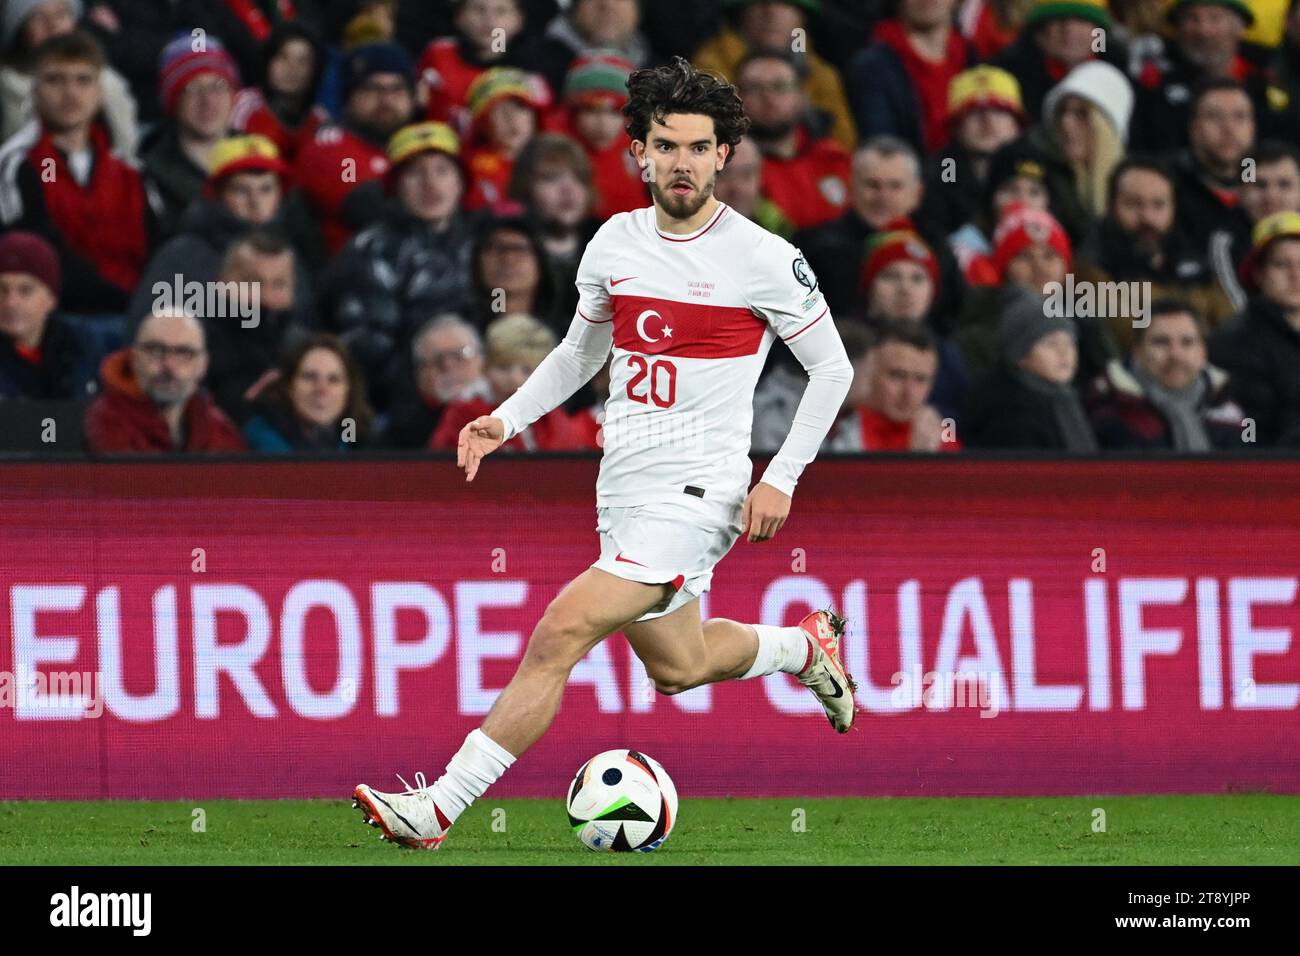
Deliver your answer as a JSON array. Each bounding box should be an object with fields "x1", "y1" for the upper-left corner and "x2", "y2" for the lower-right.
[{"x1": 1, "y1": 456, "x2": 1297, "y2": 800}]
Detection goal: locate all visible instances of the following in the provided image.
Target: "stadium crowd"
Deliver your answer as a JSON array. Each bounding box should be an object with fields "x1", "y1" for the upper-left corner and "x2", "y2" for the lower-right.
[{"x1": 0, "y1": 0, "x2": 1299, "y2": 454}]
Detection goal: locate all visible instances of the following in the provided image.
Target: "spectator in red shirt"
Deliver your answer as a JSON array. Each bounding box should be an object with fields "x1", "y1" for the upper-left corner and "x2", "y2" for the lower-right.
[
  {"x1": 736, "y1": 50, "x2": 850, "y2": 231},
  {"x1": 0, "y1": 30, "x2": 155, "y2": 314},
  {"x1": 462, "y1": 66, "x2": 550, "y2": 210},
  {"x1": 84, "y1": 308, "x2": 247, "y2": 453},
  {"x1": 415, "y1": 0, "x2": 544, "y2": 135},
  {"x1": 293, "y1": 41, "x2": 414, "y2": 254},
  {"x1": 230, "y1": 21, "x2": 329, "y2": 161},
  {"x1": 856, "y1": 319, "x2": 961, "y2": 452},
  {"x1": 555, "y1": 52, "x2": 647, "y2": 221},
  {"x1": 431, "y1": 312, "x2": 584, "y2": 452},
  {"x1": 846, "y1": 0, "x2": 976, "y2": 154}
]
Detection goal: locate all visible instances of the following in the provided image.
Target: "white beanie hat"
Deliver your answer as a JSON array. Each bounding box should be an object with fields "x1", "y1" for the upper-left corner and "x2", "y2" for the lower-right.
[
  {"x1": 1042, "y1": 60, "x2": 1134, "y2": 144},
  {"x1": 3, "y1": 0, "x2": 85, "y2": 52}
]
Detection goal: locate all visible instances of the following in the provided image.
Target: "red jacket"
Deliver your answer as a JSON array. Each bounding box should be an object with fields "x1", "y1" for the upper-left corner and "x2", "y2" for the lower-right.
[
  {"x1": 418, "y1": 37, "x2": 483, "y2": 134},
  {"x1": 462, "y1": 145, "x2": 514, "y2": 211},
  {"x1": 84, "y1": 349, "x2": 247, "y2": 454},
  {"x1": 293, "y1": 124, "x2": 389, "y2": 254},
  {"x1": 760, "y1": 127, "x2": 851, "y2": 230},
  {"x1": 231, "y1": 88, "x2": 329, "y2": 160},
  {"x1": 25, "y1": 122, "x2": 149, "y2": 294},
  {"x1": 430, "y1": 396, "x2": 587, "y2": 452}
]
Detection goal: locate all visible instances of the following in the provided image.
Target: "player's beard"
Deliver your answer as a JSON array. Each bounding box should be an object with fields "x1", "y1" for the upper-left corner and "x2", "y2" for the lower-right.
[{"x1": 650, "y1": 170, "x2": 716, "y2": 222}]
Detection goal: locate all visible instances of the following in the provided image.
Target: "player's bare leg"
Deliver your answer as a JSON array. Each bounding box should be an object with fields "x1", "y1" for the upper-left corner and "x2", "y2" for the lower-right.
[
  {"x1": 352, "y1": 567, "x2": 674, "y2": 849},
  {"x1": 478, "y1": 569, "x2": 672, "y2": 754},
  {"x1": 624, "y1": 599, "x2": 859, "y2": 732}
]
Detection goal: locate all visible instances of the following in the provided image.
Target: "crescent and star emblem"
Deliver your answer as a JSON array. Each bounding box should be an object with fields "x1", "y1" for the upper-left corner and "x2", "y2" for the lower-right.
[{"x1": 635, "y1": 309, "x2": 673, "y2": 343}]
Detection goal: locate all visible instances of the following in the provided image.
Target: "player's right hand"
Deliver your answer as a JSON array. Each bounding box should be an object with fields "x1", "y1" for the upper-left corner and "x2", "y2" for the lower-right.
[{"x1": 457, "y1": 416, "x2": 505, "y2": 482}]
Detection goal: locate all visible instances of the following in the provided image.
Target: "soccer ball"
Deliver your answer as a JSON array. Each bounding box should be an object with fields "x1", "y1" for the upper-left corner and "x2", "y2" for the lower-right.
[{"x1": 566, "y1": 749, "x2": 678, "y2": 852}]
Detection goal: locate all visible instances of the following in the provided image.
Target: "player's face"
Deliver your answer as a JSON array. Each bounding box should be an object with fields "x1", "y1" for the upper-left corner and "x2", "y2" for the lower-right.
[{"x1": 638, "y1": 113, "x2": 728, "y2": 221}]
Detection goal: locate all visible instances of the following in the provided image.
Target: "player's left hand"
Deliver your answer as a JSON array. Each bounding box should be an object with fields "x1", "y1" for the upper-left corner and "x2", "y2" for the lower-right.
[{"x1": 740, "y1": 482, "x2": 791, "y2": 542}]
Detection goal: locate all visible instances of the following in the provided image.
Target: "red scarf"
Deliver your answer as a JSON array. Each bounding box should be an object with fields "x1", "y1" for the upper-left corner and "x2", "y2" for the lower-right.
[
  {"x1": 26, "y1": 123, "x2": 148, "y2": 293},
  {"x1": 872, "y1": 19, "x2": 969, "y2": 152},
  {"x1": 224, "y1": 0, "x2": 296, "y2": 43}
]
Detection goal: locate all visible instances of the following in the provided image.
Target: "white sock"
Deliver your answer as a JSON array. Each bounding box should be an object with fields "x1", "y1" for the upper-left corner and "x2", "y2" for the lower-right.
[
  {"x1": 738, "y1": 624, "x2": 812, "y2": 679},
  {"x1": 426, "y1": 728, "x2": 516, "y2": 825}
]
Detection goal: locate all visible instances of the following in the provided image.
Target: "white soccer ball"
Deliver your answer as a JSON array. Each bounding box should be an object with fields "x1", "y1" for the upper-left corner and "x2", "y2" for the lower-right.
[{"x1": 566, "y1": 749, "x2": 679, "y2": 852}]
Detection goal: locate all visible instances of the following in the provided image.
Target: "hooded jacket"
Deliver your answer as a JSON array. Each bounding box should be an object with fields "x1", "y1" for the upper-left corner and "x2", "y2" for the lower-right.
[{"x1": 84, "y1": 348, "x2": 246, "y2": 453}]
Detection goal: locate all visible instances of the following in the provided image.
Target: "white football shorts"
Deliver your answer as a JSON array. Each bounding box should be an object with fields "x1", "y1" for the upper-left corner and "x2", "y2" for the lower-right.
[{"x1": 591, "y1": 494, "x2": 745, "y2": 622}]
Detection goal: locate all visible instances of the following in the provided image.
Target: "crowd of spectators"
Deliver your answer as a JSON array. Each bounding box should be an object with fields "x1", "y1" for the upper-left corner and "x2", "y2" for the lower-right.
[{"x1": 1, "y1": 0, "x2": 1299, "y2": 455}]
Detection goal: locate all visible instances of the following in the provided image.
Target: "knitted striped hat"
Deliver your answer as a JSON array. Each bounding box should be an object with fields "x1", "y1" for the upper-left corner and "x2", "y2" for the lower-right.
[
  {"x1": 992, "y1": 203, "x2": 1072, "y2": 280},
  {"x1": 860, "y1": 220, "x2": 939, "y2": 292},
  {"x1": 159, "y1": 33, "x2": 240, "y2": 115},
  {"x1": 467, "y1": 67, "x2": 551, "y2": 128},
  {"x1": 1025, "y1": 0, "x2": 1111, "y2": 29},
  {"x1": 564, "y1": 51, "x2": 633, "y2": 108}
]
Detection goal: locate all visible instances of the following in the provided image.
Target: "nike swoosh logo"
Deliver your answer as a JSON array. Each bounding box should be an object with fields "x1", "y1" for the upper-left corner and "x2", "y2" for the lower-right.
[
  {"x1": 372, "y1": 791, "x2": 422, "y2": 835},
  {"x1": 615, "y1": 553, "x2": 647, "y2": 566},
  {"x1": 823, "y1": 672, "x2": 844, "y2": 699},
  {"x1": 610, "y1": 276, "x2": 637, "y2": 287}
]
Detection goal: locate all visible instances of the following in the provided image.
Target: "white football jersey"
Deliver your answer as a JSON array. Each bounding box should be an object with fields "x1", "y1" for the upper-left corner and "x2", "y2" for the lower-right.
[{"x1": 493, "y1": 201, "x2": 850, "y2": 510}]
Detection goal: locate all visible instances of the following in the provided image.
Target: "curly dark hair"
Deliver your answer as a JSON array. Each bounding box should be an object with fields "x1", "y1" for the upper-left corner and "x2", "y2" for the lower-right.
[{"x1": 623, "y1": 56, "x2": 750, "y2": 165}]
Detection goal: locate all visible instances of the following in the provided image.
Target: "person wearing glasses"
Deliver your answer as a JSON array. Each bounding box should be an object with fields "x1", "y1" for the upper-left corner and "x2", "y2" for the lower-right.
[
  {"x1": 384, "y1": 314, "x2": 490, "y2": 449},
  {"x1": 83, "y1": 308, "x2": 246, "y2": 453}
]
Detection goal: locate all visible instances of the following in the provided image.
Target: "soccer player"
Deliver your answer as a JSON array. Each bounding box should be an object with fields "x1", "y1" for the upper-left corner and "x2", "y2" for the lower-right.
[{"x1": 354, "y1": 57, "x2": 858, "y2": 850}]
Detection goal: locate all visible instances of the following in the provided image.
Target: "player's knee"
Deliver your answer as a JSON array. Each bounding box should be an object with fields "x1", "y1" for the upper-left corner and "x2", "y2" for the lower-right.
[
  {"x1": 647, "y1": 664, "x2": 699, "y2": 696},
  {"x1": 525, "y1": 609, "x2": 597, "y2": 671}
]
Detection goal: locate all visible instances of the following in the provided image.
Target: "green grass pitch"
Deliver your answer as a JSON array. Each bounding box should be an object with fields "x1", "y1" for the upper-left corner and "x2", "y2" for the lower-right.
[{"x1": 1, "y1": 795, "x2": 1295, "y2": 865}]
